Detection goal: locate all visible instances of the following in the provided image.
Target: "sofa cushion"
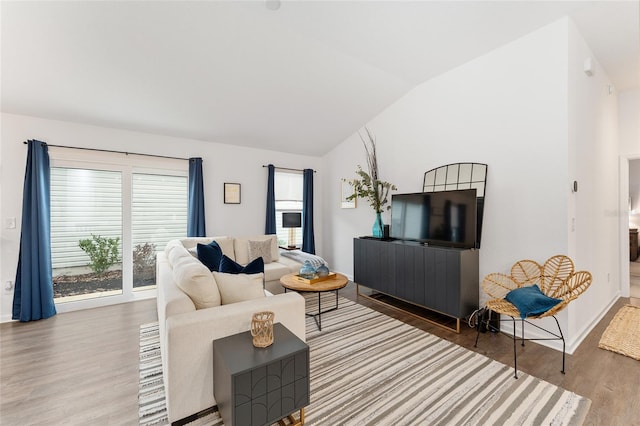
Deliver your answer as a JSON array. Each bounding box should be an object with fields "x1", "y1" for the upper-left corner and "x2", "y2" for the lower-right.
[
  {"x1": 156, "y1": 252, "x2": 195, "y2": 319},
  {"x1": 197, "y1": 241, "x2": 223, "y2": 272},
  {"x1": 212, "y1": 272, "x2": 265, "y2": 304},
  {"x1": 180, "y1": 237, "x2": 236, "y2": 262},
  {"x1": 248, "y1": 239, "x2": 273, "y2": 263},
  {"x1": 234, "y1": 235, "x2": 278, "y2": 265},
  {"x1": 178, "y1": 236, "x2": 222, "y2": 250},
  {"x1": 172, "y1": 254, "x2": 221, "y2": 309},
  {"x1": 264, "y1": 262, "x2": 292, "y2": 283},
  {"x1": 219, "y1": 255, "x2": 264, "y2": 275},
  {"x1": 165, "y1": 239, "x2": 187, "y2": 266}
]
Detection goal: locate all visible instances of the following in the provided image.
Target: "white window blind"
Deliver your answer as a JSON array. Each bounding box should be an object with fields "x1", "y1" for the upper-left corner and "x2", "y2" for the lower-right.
[
  {"x1": 132, "y1": 173, "x2": 188, "y2": 251},
  {"x1": 51, "y1": 167, "x2": 122, "y2": 269}
]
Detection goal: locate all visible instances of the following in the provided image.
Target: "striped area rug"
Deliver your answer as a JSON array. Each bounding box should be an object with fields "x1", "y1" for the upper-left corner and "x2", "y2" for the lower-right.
[
  {"x1": 139, "y1": 323, "x2": 173, "y2": 425},
  {"x1": 140, "y1": 296, "x2": 591, "y2": 425}
]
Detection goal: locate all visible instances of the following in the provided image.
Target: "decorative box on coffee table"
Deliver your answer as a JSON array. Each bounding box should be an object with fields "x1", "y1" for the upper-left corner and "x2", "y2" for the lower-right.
[{"x1": 213, "y1": 323, "x2": 309, "y2": 426}]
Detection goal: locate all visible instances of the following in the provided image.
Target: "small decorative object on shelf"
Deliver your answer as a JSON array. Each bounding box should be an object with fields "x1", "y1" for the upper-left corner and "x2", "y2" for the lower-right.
[
  {"x1": 315, "y1": 264, "x2": 330, "y2": 277},
  {"x1": 250, "y1": 311, "x2": 275, "y2": 348},
  {"x1": 345, "y1": 127, "x2": 396, "y2": 238},
  {"x1": 299, "y1": 260, "x2": 315, "y2": 279}
]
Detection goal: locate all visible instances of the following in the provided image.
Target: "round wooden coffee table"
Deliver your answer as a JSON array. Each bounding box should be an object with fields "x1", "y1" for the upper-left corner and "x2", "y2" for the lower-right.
[{"x1": 280, "y1": 272, "x2": 349, "y2": 331}]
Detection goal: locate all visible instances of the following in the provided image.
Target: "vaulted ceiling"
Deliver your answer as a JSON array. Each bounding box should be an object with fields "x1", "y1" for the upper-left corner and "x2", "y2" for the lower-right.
[{"x1": 2, "y1": 1, "x2": 638, "y2": 156}]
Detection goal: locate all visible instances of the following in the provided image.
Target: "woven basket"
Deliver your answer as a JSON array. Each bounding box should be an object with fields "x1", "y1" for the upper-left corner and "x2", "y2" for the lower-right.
[{"x1": 251, "y1": 311, "x2": 275, "y2": 348}]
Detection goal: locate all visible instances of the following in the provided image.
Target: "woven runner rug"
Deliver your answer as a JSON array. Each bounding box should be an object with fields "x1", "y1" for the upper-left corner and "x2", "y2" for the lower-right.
[
  {"x1": 140, "y1": 296, "x2": 591, "y2": 425},
  {"x1": 598, "y1": 304, "x2": 640, "y2": 361}
]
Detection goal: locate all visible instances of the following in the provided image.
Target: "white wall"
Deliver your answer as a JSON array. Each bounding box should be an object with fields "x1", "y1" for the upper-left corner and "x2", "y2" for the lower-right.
[
  {"x1": 0, "y1": 113, "x2": 323, "y2": 322},
  {"x1": 324, "y1": 19, "x2": 570, "y2": 282},
  {"x1": 323, "y1": 18, "x2": 620, "y2": 352},
  {"x1": 566, "y1": 20, "x2": 620, "y2": 346}
]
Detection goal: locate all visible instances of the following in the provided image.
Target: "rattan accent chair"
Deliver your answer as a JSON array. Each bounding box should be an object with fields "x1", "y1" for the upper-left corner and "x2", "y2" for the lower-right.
[{"x1": 474, "y1": 255, "x2": 592, "y2": 378}]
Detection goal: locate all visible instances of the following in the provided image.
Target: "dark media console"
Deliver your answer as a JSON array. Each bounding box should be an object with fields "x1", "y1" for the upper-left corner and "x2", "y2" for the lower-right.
[{"x1": 353, "y1": 237, "x2": 479, "y2": 332}]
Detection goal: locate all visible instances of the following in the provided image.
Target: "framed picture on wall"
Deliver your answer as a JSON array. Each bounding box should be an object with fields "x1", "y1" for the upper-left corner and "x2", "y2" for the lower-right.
[
  {"x1": 341, "y1": 179, "x2": 356, "y2": 209},
  {"x1": 224, "y1": 183, "x2": 241, "y2": 204}
]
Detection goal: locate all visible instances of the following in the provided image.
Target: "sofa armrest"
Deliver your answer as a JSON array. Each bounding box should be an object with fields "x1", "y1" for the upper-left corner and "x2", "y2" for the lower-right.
[
  {"x1": 156, "y1": 253, "x2": 195, "y2": 320},
  {"x1": 162, "y1": 291, "x2": 305, "y2": 422}
]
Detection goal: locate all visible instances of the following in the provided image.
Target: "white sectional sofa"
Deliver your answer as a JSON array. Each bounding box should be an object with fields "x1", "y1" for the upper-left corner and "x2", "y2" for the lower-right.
[{"x1": 156, "y1": 235, "x2": 306, "y2": 423}]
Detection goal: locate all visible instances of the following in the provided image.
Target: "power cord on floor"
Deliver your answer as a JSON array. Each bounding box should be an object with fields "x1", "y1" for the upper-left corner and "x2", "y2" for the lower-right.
[{"x1": 467, "y1": 307, "x2": 484, "y2": 329}]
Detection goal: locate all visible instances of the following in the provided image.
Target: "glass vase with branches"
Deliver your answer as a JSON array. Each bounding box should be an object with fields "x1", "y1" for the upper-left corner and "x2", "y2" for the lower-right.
[
  {"x1": 346, "y1": 128, "x2": 396, "y2": 237},
  {"x1": 346, "y1": 128, "x2": 396, "y2": 213}
]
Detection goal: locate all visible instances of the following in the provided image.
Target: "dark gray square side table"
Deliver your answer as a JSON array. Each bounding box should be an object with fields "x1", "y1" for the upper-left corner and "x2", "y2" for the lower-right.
[{"x1": 213, "y1": 323, "x2": 309, "y2": 426}]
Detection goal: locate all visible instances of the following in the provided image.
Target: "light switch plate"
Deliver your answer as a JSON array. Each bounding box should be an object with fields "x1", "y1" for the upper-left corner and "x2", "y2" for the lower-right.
[{"x1": 6, "y1": 217, "x2": 16, "y2": 229}]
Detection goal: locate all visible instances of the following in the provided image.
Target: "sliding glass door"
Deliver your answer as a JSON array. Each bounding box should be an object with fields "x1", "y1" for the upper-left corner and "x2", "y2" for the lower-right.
[{"x1": 48, "y1": 150, "x2": 188, "y2": 311}]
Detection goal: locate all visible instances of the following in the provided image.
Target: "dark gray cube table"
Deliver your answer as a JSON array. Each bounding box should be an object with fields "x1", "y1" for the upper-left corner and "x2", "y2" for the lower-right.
[{"x1": 213, "y1": 323, "x2": 309, "y2": 426}]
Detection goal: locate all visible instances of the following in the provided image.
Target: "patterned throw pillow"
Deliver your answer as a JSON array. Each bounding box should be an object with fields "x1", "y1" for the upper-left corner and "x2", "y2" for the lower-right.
[{"x1": 248, "y1": 239, "x2": 273, "y2": 264}]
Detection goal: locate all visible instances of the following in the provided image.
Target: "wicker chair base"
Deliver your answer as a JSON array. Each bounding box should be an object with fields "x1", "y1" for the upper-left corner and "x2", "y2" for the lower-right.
[{"x1": 474, "y1": 311, "x2": 566, "y2": 379}]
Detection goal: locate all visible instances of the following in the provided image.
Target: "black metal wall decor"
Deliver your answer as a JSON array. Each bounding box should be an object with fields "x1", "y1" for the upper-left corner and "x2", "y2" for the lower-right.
[{"x1": 423, "y1": 163, "x2": 488, "y2": 248}]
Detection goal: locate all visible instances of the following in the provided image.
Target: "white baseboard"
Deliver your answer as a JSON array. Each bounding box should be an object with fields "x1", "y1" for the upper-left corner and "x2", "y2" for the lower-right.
[
  {"x1": 566, "y1": 291, "x2": 619, "y2": 353},
  {"x1": 1, "y1": 314, "x2": 15, "y2": 323}
]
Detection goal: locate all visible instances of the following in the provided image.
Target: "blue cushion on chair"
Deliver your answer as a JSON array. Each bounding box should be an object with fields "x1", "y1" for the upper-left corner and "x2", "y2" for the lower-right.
[
  {"x1": 505, "y1": 284, "x2": 562, "y2": 319},
  {"x1": 219, "y1": 255, "x2": 264, "y2": 275},
  {"x1": 197, "y1": 241, "x2": 223, "y2": 272}
]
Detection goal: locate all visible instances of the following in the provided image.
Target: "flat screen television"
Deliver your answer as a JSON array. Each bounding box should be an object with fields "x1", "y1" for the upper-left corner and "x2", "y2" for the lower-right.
[{"x1": 390, "y1": 189, "x2": 478, "y2": 248}]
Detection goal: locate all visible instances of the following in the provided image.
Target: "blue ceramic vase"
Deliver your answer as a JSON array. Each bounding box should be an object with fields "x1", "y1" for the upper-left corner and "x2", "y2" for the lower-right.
[
  {"x1": 299, "y1": 261, "x2": 315, "y2": 279},
  {"x1": 315, "y1": 264, "x2": 330, "y2": 277},
  {"x1": 372, "y1": 212, "x2": 384, "y2": 238}
]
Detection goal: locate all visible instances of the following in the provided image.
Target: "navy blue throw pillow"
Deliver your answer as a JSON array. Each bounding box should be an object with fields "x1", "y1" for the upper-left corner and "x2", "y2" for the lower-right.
[
  {"x1": 197, "y1": 241, "x2": 223, "y2": 272},
  {"x1": 505, "y1": 284, "x2": 562, "y2": 319},
  {"x1": 243, "y1": 257, "x2": 265, "y2": 274},
  {"x1": 219, "y1": 254, "x2": 243, "y2": 274},
  {"x1": 219, "y1": 255, "x2": 264, "y2": 275}
]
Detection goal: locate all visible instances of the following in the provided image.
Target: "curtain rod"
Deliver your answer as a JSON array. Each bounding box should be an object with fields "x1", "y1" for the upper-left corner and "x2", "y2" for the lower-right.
[
  {"x1": 23, "y1": 141, "x2": 192, "y2": 161},
  {"x1": 262, "y1": 165, "x2": 316, "y2": 173}
]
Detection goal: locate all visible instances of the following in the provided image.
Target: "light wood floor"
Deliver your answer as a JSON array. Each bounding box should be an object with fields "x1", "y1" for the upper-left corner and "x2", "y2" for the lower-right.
[
  {"x1": 0, "y1": 299, "x2": 157, "y2": 425},
  {"x1": 1, "y1": 289, "x2": 638, "y2": 425}
]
